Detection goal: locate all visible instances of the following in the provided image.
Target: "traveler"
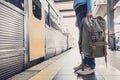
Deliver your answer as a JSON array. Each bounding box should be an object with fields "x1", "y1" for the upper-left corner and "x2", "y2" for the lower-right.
[{"x1": 73, "y1": 0, "x2": 96, "y2": 75}]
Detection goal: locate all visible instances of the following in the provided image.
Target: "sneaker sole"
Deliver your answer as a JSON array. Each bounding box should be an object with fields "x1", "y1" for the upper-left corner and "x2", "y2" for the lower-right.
[
  {"x1": 76, "y1": 69, "x2": 95, "y2": 76},
  {"x1": 77, "y1": 72, "x2": 95, "y2": 76}
]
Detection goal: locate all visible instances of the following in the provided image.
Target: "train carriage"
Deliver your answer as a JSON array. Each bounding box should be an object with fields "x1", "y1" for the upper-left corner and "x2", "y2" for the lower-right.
[
  {"x1": 0, "y1": 0, "x2": 69, "y2": 79},
  {"x1": 44, "y1": 0, "x2": 67, "y2": 59},
  {"x1": 0, "y1": 0, "x2": 25, "y2": 79}
]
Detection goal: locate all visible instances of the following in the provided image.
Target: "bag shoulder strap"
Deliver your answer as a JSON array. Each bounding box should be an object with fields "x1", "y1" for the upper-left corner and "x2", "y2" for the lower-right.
[
  {"x1": 80, "y1": 26, "x2": 83, "y2": 52},
  {"x1": 97, "y1": 17, "x2": 107, "y2": 67},
  {"x1": 79, "y1": 26, "x2": 84, "y2": 66}
]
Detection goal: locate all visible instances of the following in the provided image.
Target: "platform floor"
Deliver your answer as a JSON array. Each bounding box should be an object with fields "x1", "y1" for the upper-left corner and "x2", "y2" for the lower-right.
[
  {"x1": 8, "y1": 47, "x2": 120, "y2": 80},
  {"x1": 53, "y1": 48, "x2": 120, "y2": 80}
]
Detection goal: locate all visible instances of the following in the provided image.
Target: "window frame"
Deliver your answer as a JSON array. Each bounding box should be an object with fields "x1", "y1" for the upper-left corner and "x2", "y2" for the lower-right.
[{"x1": 32, "y1": 0, "x2": 42, "y2": 20}]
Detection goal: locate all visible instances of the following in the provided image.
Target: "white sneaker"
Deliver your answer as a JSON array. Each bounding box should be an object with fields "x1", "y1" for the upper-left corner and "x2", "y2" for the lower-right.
[
  {"x1": 73, "y1": 64, "x2": 88, "y2": 72},
  {"x1": 76, "y1": 67, "x2": 95, "y2": 75}
]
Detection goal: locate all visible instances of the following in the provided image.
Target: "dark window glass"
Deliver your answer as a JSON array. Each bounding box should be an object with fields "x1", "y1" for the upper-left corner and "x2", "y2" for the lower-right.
[
  {"x1": 45, "y1": 0, "x2": 49, "y2": 25},
  {"x1": 32, "y1": 0, "x2": 42, "y2": 20},
  {"x1": 6, "y1": 0, "x2": 24, "y2": 10}
]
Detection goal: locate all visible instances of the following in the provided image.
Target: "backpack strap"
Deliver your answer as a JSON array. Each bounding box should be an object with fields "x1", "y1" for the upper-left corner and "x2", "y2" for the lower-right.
[
  {"x1": 88, "y1": 18, "x2": 96, "y2": 58},
  {"x1": 79, "y1": 26, "x2": 84, "y2": 68},
  {"x1": 97, "y1": 18, "x2": 107, "y2": 67},
  {"x1": 79, "y1": 26, "x2": 83, "y2": 53}
]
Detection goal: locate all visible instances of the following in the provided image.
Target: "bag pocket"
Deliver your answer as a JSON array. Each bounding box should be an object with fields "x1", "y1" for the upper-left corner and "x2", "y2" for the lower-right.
[{"x1": 89, "y1": 42, "x2": 105, "y2": 57}]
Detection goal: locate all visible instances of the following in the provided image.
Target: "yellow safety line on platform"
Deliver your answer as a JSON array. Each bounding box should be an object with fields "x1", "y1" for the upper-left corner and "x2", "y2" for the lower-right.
[{"x1": 29, "y1": 53, "x2": 68, "y2": 80}]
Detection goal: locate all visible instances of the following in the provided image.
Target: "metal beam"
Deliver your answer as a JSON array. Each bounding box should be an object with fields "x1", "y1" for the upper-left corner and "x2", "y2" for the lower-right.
[
  {"x1": 113, "y1": 0, "x2": 119, "y2": 6},
  {"x1": 60, "y1": 9, "x2": 74, "y2": 12},
  {"x1": 63, "y1": 15, "x2": 75, "y2": 18},
  {"x1": 54, "y1": 0, "x2": 73, "y2": 3}
]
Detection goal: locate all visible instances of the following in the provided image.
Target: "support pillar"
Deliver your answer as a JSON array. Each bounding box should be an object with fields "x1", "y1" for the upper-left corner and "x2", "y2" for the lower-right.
[{"x1": 107, "y1": 0, "x2": 116, "y2": 50}]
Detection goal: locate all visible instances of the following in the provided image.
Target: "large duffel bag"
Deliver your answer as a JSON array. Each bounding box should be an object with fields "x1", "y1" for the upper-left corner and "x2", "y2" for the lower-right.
[{"x1": 80, "y1": 16, "x2": 107, "y2": 58}]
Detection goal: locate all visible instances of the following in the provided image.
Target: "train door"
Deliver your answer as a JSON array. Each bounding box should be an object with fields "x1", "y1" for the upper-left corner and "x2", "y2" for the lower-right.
[
  {"x1": 0, "y1": 0, "x2": 25, "y2": 79},
  {"x1": 28, "y1": 0, "x2": 45, "y2": 63}
]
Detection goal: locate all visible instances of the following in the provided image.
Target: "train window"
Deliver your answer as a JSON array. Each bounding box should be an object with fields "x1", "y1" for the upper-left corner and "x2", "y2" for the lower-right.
[
  {"x1": 45, "y1": 0, "x2": 49, "y2": 25},
  {"x1": 32, "y1": 0, "x2": 42, "y2": 20},
  {"x1": 50, "y1": 6, "x2": 58, "y2": 22},
  {"x1": 5, "y1": 0, "x2": 24, "y2": 10}
]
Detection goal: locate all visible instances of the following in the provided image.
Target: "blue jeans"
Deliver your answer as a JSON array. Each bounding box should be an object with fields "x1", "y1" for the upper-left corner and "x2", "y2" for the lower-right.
[{"x1": 76, "y1": 9, "x2": 96, "y2": 69}]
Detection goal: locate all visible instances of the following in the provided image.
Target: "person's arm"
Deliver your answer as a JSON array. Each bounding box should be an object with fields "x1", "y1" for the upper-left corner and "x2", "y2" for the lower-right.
[
  {"x1": 86, "y1": 0, "x2": 93, "y2": 17},
  {"x1": 86, "y1": 0, "x2": 92, "y2": 13}
]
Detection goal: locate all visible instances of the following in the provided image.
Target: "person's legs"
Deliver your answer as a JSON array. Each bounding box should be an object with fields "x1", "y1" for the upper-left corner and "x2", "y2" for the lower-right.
[
  {"x1": 74, "y1": 8, "x2": 96, "y2": 75},
  {"x1": 83, "y1": 56, "x2": 96, "y2": 69},
  {"x1": 77, "y1": 10, "x2": 96, "y2": 69}
]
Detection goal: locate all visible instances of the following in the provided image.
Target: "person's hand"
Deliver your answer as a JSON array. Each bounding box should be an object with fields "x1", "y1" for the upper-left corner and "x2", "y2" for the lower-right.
[{"x1": 86, "y1": 12, "x2": 93, "y2": 17}]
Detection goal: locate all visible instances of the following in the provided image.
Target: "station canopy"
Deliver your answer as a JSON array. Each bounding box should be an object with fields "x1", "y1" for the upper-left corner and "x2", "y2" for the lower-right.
[{"x1": 54, "y1": 0, "x2": 107, "y2": 18}]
